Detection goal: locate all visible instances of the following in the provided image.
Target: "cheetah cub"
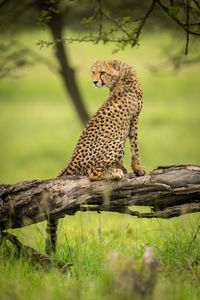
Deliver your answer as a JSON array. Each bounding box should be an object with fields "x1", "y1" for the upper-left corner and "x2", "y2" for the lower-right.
[{"x1": 58, "y1": 59, "x2": 146, "y2": 181}]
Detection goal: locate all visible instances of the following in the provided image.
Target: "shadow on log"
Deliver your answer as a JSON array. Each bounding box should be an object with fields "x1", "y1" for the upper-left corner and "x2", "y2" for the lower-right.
[{"x1": 0, "y1": 164, "x2": 200, "y2": 231}]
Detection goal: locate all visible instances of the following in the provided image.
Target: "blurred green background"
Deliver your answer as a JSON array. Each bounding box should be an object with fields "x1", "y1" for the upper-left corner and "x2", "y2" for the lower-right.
[{"x1": 0, "y1": 30, "x2": 199, "y2": 184}]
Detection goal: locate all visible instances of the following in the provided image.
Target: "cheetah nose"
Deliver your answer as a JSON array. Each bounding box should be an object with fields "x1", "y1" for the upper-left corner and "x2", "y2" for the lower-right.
[{"x1": 93, "y1": 80, "x2": 98, "y2": 85}]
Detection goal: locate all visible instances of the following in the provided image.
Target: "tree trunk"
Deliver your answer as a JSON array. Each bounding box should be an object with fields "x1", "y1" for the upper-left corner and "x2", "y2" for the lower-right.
[
  {"x1": 49, "y1": 23, "x2": 89, "y2": 125},
  {"x1": 0, "y1": 165, "x2": 200, "y2": 231},
  {"x1": 36, "y1": 1, "x2": 89, "y2": 126}
]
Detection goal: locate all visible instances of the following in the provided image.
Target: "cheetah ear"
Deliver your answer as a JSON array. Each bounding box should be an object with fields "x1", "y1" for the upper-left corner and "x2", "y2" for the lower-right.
[{"x1": 112, "y1": 60, "x2": 118, "y2": 70}]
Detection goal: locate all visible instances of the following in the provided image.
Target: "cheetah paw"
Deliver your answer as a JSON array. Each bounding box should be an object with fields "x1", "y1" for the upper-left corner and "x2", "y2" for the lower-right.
[
  {"x1": 103, "y1": 169, "x2": 124, "y2": 181},
  {"x1": 134, "y1": 165, "x2": 146, "y2": 176}
]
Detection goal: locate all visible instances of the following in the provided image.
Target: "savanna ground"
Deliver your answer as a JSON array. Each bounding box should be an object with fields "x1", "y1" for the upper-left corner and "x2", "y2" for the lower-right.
[{"x1": 0, "y1": 30, "x2": 200, "y2": 299}]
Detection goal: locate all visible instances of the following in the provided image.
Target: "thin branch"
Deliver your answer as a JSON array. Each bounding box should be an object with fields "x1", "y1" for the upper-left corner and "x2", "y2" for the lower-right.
[
  {"x1": 148, "y1": 48, "x2": 200, "y2": 73},
  {"x1": 38, "y1": 36, "x2": 135, "y2": 47},
  {"x1": 186, "y1": 224, "x2": 200, "y2": 253},
  {"x1": 80, "y1": 203, "x2": 200, "y2": 219},
  {"x1": 14, "y1": 40, "x2": 59, "y2": 73},
  {"x1": 132, "y1": 0, "x2": 157, "y2": 47},
  {"x1": 0, "y1": 0, "x2": 7, "y2": 9},
  {"x1": 0, "y1": 231, "x2": 72, "y2": 272},
  {"x1": 103, "y1": 8, "x2": 133, "y2": 40},
  {"x1": 156, "y1": 0, "x2": 200, "y2": 36},
  {"x1": 0, "y1": 40, "x2": 60, "y2": 78},
  {"x1": 194, "y1": 0, "x2": 200, "y2": 10}
]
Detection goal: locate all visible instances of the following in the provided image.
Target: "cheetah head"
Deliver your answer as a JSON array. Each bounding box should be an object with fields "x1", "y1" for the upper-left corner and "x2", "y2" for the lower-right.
[{"x1": 91, "y1": 60, "x2": 120, "y2": 89}]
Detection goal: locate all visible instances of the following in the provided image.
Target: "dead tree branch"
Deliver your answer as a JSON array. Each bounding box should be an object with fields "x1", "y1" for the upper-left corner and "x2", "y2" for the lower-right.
[
  {"x1": 0, "y1": 231, "x2": 72, "y2": 272},
  {"x1": 0, "y1": 164, "x2": 200, "y2": 231}
]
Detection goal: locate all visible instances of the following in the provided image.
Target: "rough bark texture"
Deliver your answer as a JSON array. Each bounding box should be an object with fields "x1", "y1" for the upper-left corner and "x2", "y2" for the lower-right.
[{"x1": 0, "y1": 165, "x2": 200, "y2": 230}]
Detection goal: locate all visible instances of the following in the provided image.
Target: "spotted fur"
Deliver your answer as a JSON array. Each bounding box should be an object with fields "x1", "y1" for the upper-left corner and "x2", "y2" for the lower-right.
[{"x1": 58, "y1": 59, "x2": 146, "y2": 180}]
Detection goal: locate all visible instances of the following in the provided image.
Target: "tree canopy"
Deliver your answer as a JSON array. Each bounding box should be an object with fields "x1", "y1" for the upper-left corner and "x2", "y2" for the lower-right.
[
  {"x1": 0, "y1": 0, "x2": 199, "y2": 123},
  {"x1": 1, "y1": 0, "x2": 200, "y2": 54}
]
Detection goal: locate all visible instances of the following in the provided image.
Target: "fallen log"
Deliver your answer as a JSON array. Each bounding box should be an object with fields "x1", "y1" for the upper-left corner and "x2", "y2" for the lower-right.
[{"x1": 0, "y1": 164, "x2": 200, "y2": 231}]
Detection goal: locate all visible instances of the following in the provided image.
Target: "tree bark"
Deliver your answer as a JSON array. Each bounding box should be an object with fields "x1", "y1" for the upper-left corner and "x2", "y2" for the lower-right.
[{"x1": 0, "y1": 165, "x2": 200, "y2": 230}]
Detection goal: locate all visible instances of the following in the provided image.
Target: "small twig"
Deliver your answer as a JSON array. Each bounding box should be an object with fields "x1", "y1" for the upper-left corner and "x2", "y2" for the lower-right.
[
  {"x1": 97, "y1": 0, "x2": 103, "y2": 39},
  {"x1": 186, "y1": 224, "x2": 200, "y2": 253},
  {"x1": 185, "y1": 1, "x2": 190, "y2": 55},
  {"x1": 187, "y1": 260, "x2": 198, "y2": 282},
  {"x1": 64, "y1": 233, "x2": 73, "y2": 263}
]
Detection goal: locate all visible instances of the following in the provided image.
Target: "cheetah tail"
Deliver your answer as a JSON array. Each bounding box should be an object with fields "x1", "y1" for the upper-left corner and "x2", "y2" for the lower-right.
[
  {"x1": 45, "y1": 218, "x2": 58, "y2": 254},
  {"x1": 57, "y1": 164, "x2": 74, "y2": 177},
  {"x1": 57, "y1": 166, "x2": 68, "y2": 177}
]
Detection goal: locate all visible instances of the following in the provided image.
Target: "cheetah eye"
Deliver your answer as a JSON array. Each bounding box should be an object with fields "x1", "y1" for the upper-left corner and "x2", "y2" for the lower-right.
[
  {"x1": 92, "y1": 71, "x2": 95, "y2": 75},
  {"x1": 100, "y1": 71, "x2": 106, "y2": 76}
]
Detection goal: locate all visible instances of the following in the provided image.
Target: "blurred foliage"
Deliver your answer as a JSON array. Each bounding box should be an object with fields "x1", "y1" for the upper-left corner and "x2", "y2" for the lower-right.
[
  {"x1": 0, "y1": 0, "x2": 200, "y2": 44},
  {"x1": 0, "y1": 0, "x2": 199, "y2": 31},
  {"x1": 0, "y1": 0, "x2": 199, "y2": 75}
]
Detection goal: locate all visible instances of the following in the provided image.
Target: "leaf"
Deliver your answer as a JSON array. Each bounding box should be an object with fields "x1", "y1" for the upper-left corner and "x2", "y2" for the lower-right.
[{"x1": 81, "y1": 16, "x2": 95, "y2": 27}]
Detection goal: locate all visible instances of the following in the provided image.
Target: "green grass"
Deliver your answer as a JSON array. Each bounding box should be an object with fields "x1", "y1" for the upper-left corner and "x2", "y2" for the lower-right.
[{"x1": 0, "y1": 30, "x2": 200, "y2": 299}]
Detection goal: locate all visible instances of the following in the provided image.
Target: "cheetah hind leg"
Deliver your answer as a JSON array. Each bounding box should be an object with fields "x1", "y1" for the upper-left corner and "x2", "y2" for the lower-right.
[
  {"x1": 115, "y1": 158, "x2": 128, "y2": 174},
  {"x1": 88, "y1": 167, "x2": 123, "y2": 181}
]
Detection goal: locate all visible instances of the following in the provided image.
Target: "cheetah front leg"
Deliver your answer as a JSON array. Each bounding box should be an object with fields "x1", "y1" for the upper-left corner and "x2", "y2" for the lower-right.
[{"x1": 129, "y1": 117, "x2": 146, "y2": 176}]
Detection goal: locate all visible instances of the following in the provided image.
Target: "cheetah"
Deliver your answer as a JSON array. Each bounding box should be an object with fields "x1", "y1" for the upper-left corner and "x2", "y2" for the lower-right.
[
  {"x1": 46, "y1": 60, "x2": 146, "y2": 253},
  {"x1": 58, "y1": 59, "x2": 146, "y2": 180}
]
